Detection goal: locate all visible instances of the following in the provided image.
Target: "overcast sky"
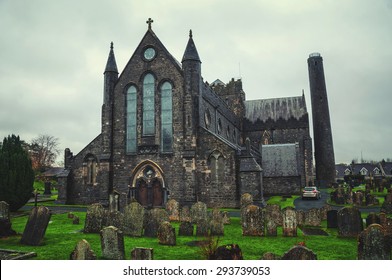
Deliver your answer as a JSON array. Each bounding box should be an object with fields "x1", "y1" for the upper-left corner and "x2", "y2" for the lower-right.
[{"x1": 1, "y1": 0, "x2": 391, "y2": 165}]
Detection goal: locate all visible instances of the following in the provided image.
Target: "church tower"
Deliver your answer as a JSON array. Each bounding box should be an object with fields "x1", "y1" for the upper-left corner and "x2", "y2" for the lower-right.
[{"x1": 307, "y1": 53, "x2": 335, "y2": 187}]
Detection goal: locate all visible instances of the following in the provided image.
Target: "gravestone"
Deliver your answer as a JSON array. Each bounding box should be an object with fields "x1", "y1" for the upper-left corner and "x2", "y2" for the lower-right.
[
  {"x1": 118, "y1": 192, "x2": 128, "y2": 213},
  {"x1": 166, "y1": 199, "x2": 180, "y2": 221},
  {"x1": 70, "y1": 239, "x2": 97, "y2": 260},
  {"x1": 358, "y1": 224, "x2": 389, "y2": 260},
  {"x1": 304, "y1": 208, "x2": 321, "y2": 227},
  {"x1": 266, "y1": 219, "x2": 277, "y2": 237},
  {"x1": 67, "y1": 212, "x2": 74, "y2": 219},
  {"x1": 381, "y1": 201, "x2": 392, "y2": 214},
  {"x1": 265, "y1": 204, "x2": 282, "y2": 226},
  {"x1": 211, "y1": 244, "x2": 243, "y2": 260},
  {"x1": 0, "y1": 201, "x2": 16, "y2": 237},
  {"x1": 179, "y1": 221, "x2": 194, "y2": 236},
  {"x1": 190, "y1": 202, "x2": 208, "y2": 224},
  {"x1": 157, "y1": 221, "x2": 176, "y2": 245},
  {"x1": 282, "y1": 245, "x2": 317, "y2": 260},
  {"x1": 123, "y1": 201, "x2": 145, "y2": 237},
  {"x1": 241, "y1": 205, "x2": 264, "y2": 236},
  {"x1": 210, "y1": 208, "x2": 224, "y2": 236},
  {"x1": 327, "y1": 210, "x2": 338, "y2": 228},
  {"x1": 385, "y1": 192, "x2": 392, "y2": 203},
  {"x1": 337, "y1": 207, "x2": 363, "y2": 237},
  {"x1": 84, "y1": 203, "x2": 105, "y2": 233},
  {"x1": 261, "y1": 252, "x2": 281, "y2": 260},
  {"x1": 131, "y1": 247, "x2": 153, "y2": 260},
  {"x1": 109, "y1": 192, "x2": 120, "y2": 212},
  {"x1": 380, "y1": 216, "x2": 392, "y2": 251},
  {"x1": 222, "y1": 211, "x2": 231, "y2": 225},
  {"x1": 196, "y1": 219, "x2": 209, "y2": 236},
  {"x1": 103, "y1": 210, "x2": 124, "y2": 231},
  {"x1": 240, "y1": 193, "x2": 253, "y2": 208},
  {"x1": 320, "y1": 205, "x2": 332, "y2": 220},
  {"x1": 144, "y1": 208, "x2": 169, "y2": 237},
  {"x1": 72, "y1": 216, "x2": 80, "y2": 225},
  {"x1": 282, "y1": 207, "x2": 297, "y2": 237},
  {"x1": 296, "y1": 210, "x2": 305, "y2": 226},
  {"x1": 21, "y1": 206, "x2": 51, "y2": 246},
  {"x1": 353, "y1": 191, "x2": 363, "y2": 206},
  {"x1": 100, "y1": 226, "x2": 125, "y2": 260},
  {"x1": 179, "y1": 206, "x2": 191, "y2": 222},
  {"x1": 366, "y1": 212, "x2": 380, "y2": 227}
]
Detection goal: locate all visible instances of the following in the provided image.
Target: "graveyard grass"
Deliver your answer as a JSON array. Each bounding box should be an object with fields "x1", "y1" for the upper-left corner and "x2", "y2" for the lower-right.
[{"x1": 0, "y1": 212, "x2": 359, "y2": 260}]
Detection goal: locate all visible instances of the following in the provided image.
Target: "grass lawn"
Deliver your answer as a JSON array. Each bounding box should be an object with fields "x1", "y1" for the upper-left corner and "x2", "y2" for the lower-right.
[{"x1": 0, "y1": 211, "x2": 358, "y2": 260}]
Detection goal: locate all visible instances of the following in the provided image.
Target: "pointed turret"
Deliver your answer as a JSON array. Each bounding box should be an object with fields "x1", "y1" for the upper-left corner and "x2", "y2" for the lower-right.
[
  {"x1": 104, "y1": 42, "x2": 118, "y2": 74},
  {"x1": 182, "y1": 30, "x2": 201, "y2": 63}
]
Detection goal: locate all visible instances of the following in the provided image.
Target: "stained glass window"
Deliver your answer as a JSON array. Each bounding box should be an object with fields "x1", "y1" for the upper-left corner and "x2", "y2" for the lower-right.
[
  {"x1": 161, "y1": 82, "x2": 173, "y2": 152},
  {"x1": 126, "y1": 86, "x2": 137, "y2": 153},
  {"x1": 143, "y1": 74, "x2": 155, "y2": 135}
]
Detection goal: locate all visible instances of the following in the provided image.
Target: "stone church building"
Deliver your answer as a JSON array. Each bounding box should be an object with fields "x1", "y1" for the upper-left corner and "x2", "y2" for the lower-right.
[{"x1": 58, "y1": 20, "x2": 314, "y2": 208}]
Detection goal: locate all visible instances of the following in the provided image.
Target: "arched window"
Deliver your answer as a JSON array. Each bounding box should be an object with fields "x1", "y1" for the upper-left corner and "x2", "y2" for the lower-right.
[
  {"x1": 161, "y1": 82, "x2": 173, "y2": 152},
  {"x1": 83, "y1": 154, "x2": 98, "y2": 185},
  {"x1": 208, "y1": 150, "x2": 225, "y2": 184},
  {"x1": 126, "y1": 86, "x2": 137, "y2": 153},
  {"x1": 143, "y1": 74, "x2": 155, "y2": 136}
]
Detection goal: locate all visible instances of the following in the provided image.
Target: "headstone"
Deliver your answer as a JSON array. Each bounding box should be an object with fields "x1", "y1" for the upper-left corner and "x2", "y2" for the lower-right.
[
  {"x1": 21, "y1": 206, "x2": 51, "y2": 246},
  {"x1": 84, "y1": 203, "x2": 105, "y2": 233},
  {"x1": 282, "y1": 245, "x2": 317, "y2": 260},
  {"x1": 179, "y1": 206, "x2": 191, "y2": 222},
  {"x1": 100, "y1": 226, "x2": 125, "y2": 260},
  {"x1": 240, "y1": 193, "x2": 253, "y2": 208},
  {"x1": 366, "y1": 212, "x2": 380, "y2": 227},
  {"x1": 0, "y1": 201, "x2": 16, "y2": 237},
  {"x1": 103, "y1": 210, "x2": 124, "y2": 231},
  {"x1": 123, "y1": 201, "x2": 145, "y2": 237},
  {"x1": 296, "y1": 210, "x2": 305, "y2": 226},
  {"x1": 196, "y1": 219, "x2": 209, "y2": 236},
  {"x1": 337, "y1": 207, "x2": 363, "y2": 237},
  {"x1": 118, "y1": 192, "x2": 128, "y2": 212},
  {"x1": 131, "y1": 247, "x2": 153, "y2": 260},
  {"x1": 178, "y1": 221, "x2": 194, "y2": 236},
  {"x1": 70, "y1": 239, "x2": 97, "y2": 260},
  {"x1": 222, "y1": 211, "x2": 231, "y2": 225},
  {"x1": 211, "y1": 244, "x2": 243, "y2": 260},
  {"x1": 265, "y1": 219, "x2": 277, "y2": 237},
  {"x1": 210, "y1": 208, "x2": 224, "y2": 236},
  {"x1": 144, "y1": 208, "x2": 169, "y2": 237},
  {"x1": 320, "y1": 205, "x2": 332, "y2": 220},
  {"x1": 265, "y1": 204, "x2": 282, "y2": 226},
  {"x1": 385, "y1": 193, "x2": 392, "y2": 203},
  {"x1": 241, "y1": 205, "x2": 264, "y2": 236},
  {"x1": 109, "y1": 192, "x2": 120, "y2": 212},
  {"x1": 261, "y1": 252, "x2": 281, "y2": 260},
  {"x1": 353, "y1": 191, "x2": 363, "y2": 206},
  {"x1": 157, "y1": 221, "x2": 176, "y2": 245},
  {"x1": 327, "y1": 210, "x2": 338, "y2": 228},
  {"x1": 43, "y1": 181, "x2": 52, "y2": 195},
  {"x1": 358, "y1": 224, "x2": 389, "y2": 260},
  {"x1": 381, "y1": 201, "x2": 392, "y2": 214},
  {"x1": 380, "y1": 216, "x2": 392, "y2": 251},
  {"x1": 282, "y1": 207, "x2": 297, "y2": 237},
  {"x1": 304, "y1": 208, "x2": 321, "y2": 227},
  {"x1": 166, "y1": 199, "x2": 180, "y2": 221},
  {"x1": 190, "y1": 202, "x2": 208, "y2": 224},
  {"x1": 72, "y1": 216, "x2": 80, "y2": 225},
  {"x1": 67, "y1": 212, "x2": 74, "y2": 219}
]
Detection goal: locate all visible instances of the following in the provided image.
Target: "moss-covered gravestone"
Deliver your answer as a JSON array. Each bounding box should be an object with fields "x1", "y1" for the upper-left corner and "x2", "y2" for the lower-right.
[
  {"x1": 84, "y1": 203, "x2": 105, "y2": 233},
  {"x1": 282, "y1": 207, "x2": 297, "y2": 237},
  {"x1": 70, "y1": 239, "x2": 97, "y2": 260},
  {"x1": 337, "y1": 207, "x2": 363, "y2": 237},
  {"x1": 157, "y1": 221, "x2": 176, "y2": 245},
  {"x1": 144, "y1": 208, "x2": 169, "y2": 237},
  {"x1": 100, "y1": 226, "x2": 125, "y2": 260},
  {"x1": 241, "y1": 205, "x2": 264, "y2": 236},
  {"x1": 358, "y1": 224, "x2": 389, "y2": 260},
  {"x1": 282, "y1": 245, "x2": 317, "y2": 260},
  {"x1": 123, "y1": 201, "x2": 144, "y2": 237},
  {"x1": 0, "y1": 201, "x2": 16, "y2": 237}
]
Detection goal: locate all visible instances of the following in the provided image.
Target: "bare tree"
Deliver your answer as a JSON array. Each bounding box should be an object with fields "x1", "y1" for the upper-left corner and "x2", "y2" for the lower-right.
[{"x1": 30, "y1": 134, "x2": 60, "y2": 171}]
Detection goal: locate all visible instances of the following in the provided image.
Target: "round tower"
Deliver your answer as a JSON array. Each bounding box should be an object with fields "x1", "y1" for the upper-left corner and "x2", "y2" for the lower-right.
[{"x1": 307, "y1": 53, "x2": 335, "y2": 187}]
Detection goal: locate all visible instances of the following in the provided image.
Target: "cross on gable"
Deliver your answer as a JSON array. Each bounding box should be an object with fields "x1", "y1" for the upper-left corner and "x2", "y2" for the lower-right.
[{"x1": 146, "y1": 18, "x2": 153, "y2": 29}]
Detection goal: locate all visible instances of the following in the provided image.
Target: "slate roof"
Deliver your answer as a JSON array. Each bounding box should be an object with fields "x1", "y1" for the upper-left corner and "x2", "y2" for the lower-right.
[
  {"x1": 261, "y1": 144, "x2": 299, "y2": 177},
  {"x1": 244, "y1": 95, "x2": 307, "y2": 123},
  {"x1": 351, "y1": 163, "x2": 382, "y2": 176},
  {"x1": 104, "y1": 42, "x2": 118, "y2": 73},
  {"x1": 335, "y1": 164, "x2": 351, "y2": 178},
  {"x1": 181, "y1": 30, "x2": 201, "y2": 63},
  {"x1": 381, "y1": 162, "x2": 392, "y2": 176},
  {"x1": 41, "y1": 167, "x2": 68, "y2": 178}
]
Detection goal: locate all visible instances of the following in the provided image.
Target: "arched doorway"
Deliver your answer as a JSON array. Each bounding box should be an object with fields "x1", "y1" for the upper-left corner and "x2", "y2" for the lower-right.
[{"x1": 129, "y1": 161, "x2": 167, "y2": 207}]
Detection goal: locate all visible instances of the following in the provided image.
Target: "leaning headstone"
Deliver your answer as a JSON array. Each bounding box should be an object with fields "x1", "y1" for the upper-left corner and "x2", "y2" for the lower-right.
[
  {"x1": 265, "y1": 204, "x2": 282, "y2": 226},
  {"x1": 190, "y1": 202, "x2": 208, "y2": 224},
  {"x1": 337, "y1": 207, "x2": 363, "y2": 237},
  {"x1": 103, "y1": 210, "x2": 124, "y2": 231},
  {"x1": 131, "y1": 247, "x2": 153, "y2": 260},
  {"x1": 0, "y1": 201, "x2": 16, "y2": 237},
  {"x1": 282, "y1": 245, "x2": 317, "y2": 260},
  {"x1": 84, "y1": 203, "x2": 105, "y2": 233},
  {"x1": 241, "y1": 205, "x2": 264, "y2": 236},
  {"x1": 166, "y1": 199, "x2": 180, "y2": 221},
  {"x1": 358, "y1": 224, "x2": 389, "y2": 260},
  {"x1": 211, "y1": 244, "x2": 243, "y2": 260},
  {"x1": 179, "y1": 221, "x2": 194, "y2": 236},
  {"x1": 21, "y1": 206, "x2": 51, "y2": 246},
  {"x1": 179, "y1": 206, "x2": 191, "y2": 222},
  {"x1": 366, "y1": 212, "x2": 380, "y2": 227},
  {"x1": 282, "y1": 207, "x2": 297, "y2": 237},
  {"x1": 144, "y1": 208, "x2": 169, "y2": 237},
  {"x1": 100, "y1": 226, "x2": 125, "y2": 260},
  {"x1": 123, "y1": 201, "x2": 145, "y2": 237},
  {"x1": 327, "y1": 210, "x2": 338, "y2": 228},
  {"x1": 70, "y1": 239, "x2": 97, "y2": 260},
  {"x1": 304, "y1": 208, "x2": 321, "y2": 227},
  {"x1": 157, "y1": 221, "x2": 176, "y2": 246}
]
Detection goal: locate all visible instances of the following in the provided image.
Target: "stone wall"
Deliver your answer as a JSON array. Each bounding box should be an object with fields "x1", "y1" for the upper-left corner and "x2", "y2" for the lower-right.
[{"x1": 263, "y1": 176, "x2": 301, "y2": 195}]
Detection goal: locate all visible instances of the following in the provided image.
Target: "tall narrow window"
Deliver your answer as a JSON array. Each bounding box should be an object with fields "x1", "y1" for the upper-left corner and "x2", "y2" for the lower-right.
[
  {"x1": 126, "y1": 86, "x2": 137, "y2": 153},
  {"x1": 143, "y1": 74, "x2": 155, "y2": 135},
  {"x1": 161, "y1": 82, "x2": 173, "y2": 152}
]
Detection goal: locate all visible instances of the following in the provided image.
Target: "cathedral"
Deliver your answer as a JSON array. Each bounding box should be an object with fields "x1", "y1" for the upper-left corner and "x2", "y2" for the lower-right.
[{"x1": 57, "y1": 19, "x2": 319, "y2": 208}]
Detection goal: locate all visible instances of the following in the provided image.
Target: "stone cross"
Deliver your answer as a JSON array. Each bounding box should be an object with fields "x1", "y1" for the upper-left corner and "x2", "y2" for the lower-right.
[{"x1": 146, "y1": 18, "x2": 153, "y2": 29}]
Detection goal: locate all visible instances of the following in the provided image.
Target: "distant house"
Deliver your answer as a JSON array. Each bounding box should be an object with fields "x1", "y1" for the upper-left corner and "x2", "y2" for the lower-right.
[
  {"x1": 335, "y1": 164, "x2": 352, "y2": 181},
  {"x1": 380, "y1": 161, "x2": 392, "y2": 178},
  {"x1": 335, "y1": 162, "x2": 385, "y2": 182}
]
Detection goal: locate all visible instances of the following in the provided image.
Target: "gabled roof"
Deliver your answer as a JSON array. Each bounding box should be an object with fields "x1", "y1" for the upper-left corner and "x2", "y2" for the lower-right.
[
  {"x1": 335, "y1": 164, "x2": 351, "y2": 178},
  {"x1": 244, "y1": 95, "x2": 307, "y2": 123}
]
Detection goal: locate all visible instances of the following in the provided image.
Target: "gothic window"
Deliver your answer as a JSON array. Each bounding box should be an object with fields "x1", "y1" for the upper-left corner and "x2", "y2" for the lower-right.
[
  {"x1": 83, "y1": 154, "x2": 98, "y2": 185},
  {"x1": 143, "y1": 73, "x2": 155, "y2": 136},
  {"x1": 126, "y1": 86, "x2": 137, "y2": 153},
  {"x1": 161, "y1": 82, "x2": 173, "y2": 152},
  {"x1": 208, "y1": 151, "x2": 225, "y2": 184}
]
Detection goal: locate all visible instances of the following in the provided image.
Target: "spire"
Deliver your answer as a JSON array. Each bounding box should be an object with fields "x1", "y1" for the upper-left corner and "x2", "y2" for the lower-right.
[
  {"x1": 181, "y1": 29, "x2": 201, "y2": 63},
  {"x1": 104, "y1": 41, "x2": 118, "y2": 74}
]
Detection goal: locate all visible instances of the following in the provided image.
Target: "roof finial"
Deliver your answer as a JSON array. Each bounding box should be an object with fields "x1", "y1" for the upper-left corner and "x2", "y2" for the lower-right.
[
  {"x1": 110, "y1": 41, "x2": 113, "y2": 50},
  {"x1": 146, "y1": 18, "x2": 154, "y2": 29},
  {"x1": 189, "y1": 29, "x2": 193, "y2": 38}
]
